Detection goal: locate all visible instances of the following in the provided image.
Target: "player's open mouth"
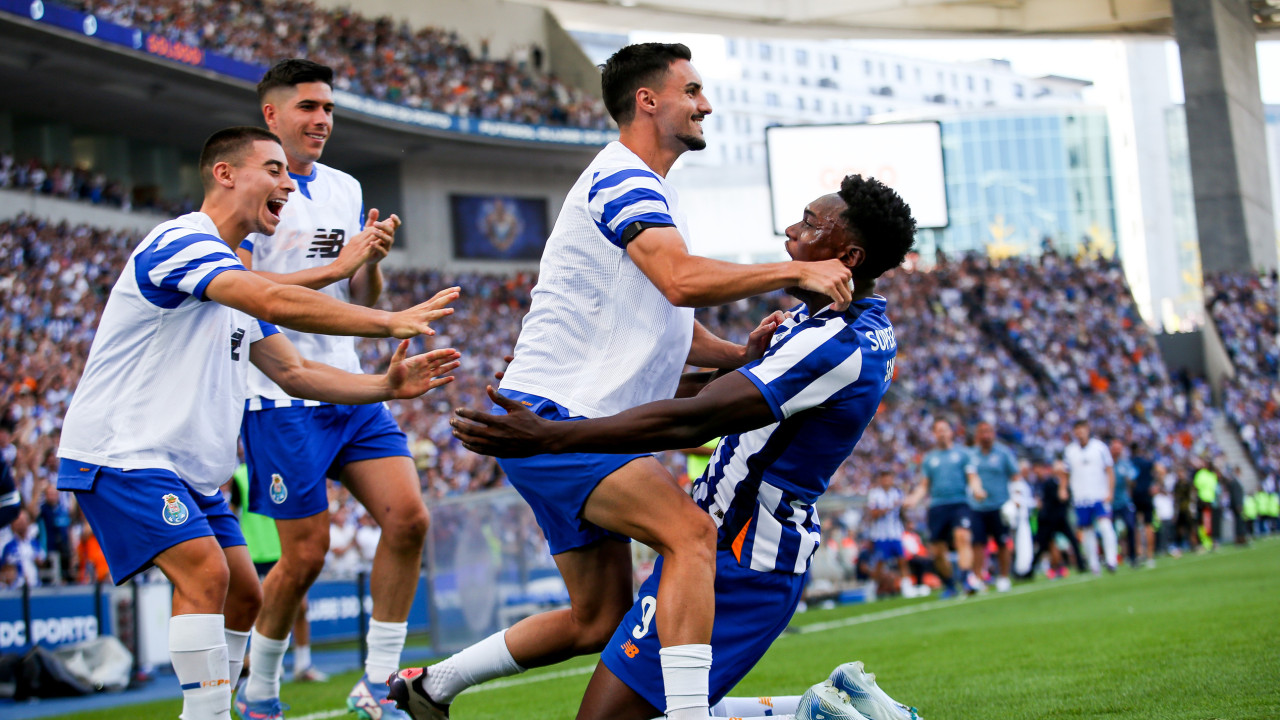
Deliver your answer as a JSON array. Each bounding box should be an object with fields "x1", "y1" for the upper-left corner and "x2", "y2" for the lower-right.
[
  {"x1": 266, "y1": 198, "x2": 286, "y2": 219},
  {"x1": 305, "y1": 132, "x2": 327, "y2": 141}
]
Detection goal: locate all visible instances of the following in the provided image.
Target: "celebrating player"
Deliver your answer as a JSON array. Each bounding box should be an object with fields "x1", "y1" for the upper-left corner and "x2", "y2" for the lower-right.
[
  {"x1": 234, "y1": 59, "x2": 433, "y2": 720},
  {"x1": 422, "y1": 175, "x2": 919, "y2": 720},
  {"x1": 904, "y1": 419, "x2": 985, "y2": 597},
  {"x1": 381, "y1": 41, "x2": 854, "y2": 720},
  {"x1": 55, "y1": 127, "x2": 459, "y2": 720}
]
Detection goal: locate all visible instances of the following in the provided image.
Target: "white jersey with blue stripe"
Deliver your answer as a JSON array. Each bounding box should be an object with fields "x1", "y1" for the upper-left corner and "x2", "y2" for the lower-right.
[
  {"x1": 58, "y1": 212, "x2": 280, "y2": 496},
  {"x1": 500, "y1": 141, "x2": 695, "y2": 419},
  {"x1": 693, "y1": 296, "x2": 896, "y2": 574},
  {"x1": 866, "y1": 486, "x2": 905, "y2": 541},
  {"x1": 242, "y1": 162, "x2": 365, "y2": 410}
]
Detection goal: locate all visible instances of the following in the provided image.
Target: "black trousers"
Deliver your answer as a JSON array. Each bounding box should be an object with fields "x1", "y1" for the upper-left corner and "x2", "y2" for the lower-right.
[{"x1": 1034, "y1": 513, "x2": 1085, "y2": 572}]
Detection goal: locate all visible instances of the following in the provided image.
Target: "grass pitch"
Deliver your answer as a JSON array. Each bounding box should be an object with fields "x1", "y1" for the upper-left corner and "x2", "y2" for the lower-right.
[{"x1": 48, "y1": 539, "x2": 1280, "y2": 720}]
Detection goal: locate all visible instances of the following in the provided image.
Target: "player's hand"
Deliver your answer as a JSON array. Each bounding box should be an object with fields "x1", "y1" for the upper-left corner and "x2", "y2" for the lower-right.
[
  {"x1": 744, "y1": 310, "x2": 790, "y2": 362},
  {"x1": 335, "y1": 209, "x2": 397, "y2": 276},
  {"x1": 387, "y1": 286, "x2": 459, "y2": 339},
  {"x1": 972, "y1": 486, "x2": 989, "y2": 503},
  {"x1": 384, "y1": 341, "x2": 460, "y2": 399},
  {"x1": 451, "y1": 386, "x2": 564, "y2": 458},
  {"x1": 494, "y1": 354, "x2": 514, "y2": 382},
  {"x1": 362, "y1": 208, "x2": 401, "y2": 264},
  {"x1": 796, "y1": 259, "x2": 853, "y2": 311}
]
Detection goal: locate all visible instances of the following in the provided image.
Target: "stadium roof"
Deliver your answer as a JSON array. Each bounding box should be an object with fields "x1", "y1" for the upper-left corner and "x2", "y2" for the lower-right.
[{"x1": 513, "y1": 0, "x2": 1280, "y2": 38}]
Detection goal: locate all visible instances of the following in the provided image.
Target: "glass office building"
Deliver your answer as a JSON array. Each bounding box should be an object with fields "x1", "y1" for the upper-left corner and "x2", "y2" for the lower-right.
[{"x1": 916, "y1": 108, "x2": 1117, "y2": 260}]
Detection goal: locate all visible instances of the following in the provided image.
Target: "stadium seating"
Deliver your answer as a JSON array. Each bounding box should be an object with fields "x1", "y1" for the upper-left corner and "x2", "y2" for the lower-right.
[
  {"x1": 1204, "y1": 271, "x2": 1280, "y2": 483},
  {"x1": 70, "y1": 0, "x2": 611, "y2": 129}
]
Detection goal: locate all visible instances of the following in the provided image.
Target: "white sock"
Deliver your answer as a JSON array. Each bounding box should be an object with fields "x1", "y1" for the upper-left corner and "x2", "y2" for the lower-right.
[
  {"x1": 660, "y1": 644, "x2": 712, "y2": 720},
  {"x1": 424, "y1": 629, "x2": 525, "y2": 704},
  {"x1": 1081, "y1": 531, "x2": 1100, "y2": 572},
  {"x1": 712, "y1": 695, "x2": 802, "y2": 716},
  {"x1": 243, "y1": 629, "x2": 289, "y2": 702},
  {"x1": 225, "y1": 629, "x2": 250, "y2": 688},
  {"x1": 294, "y1": 644, "x2": 312, "y2": 674},
  {"x1": 170, "y1": 614, "x2": 231, "y2": 720},
  {"x1": 365, "y1": 619, "x2": 408, "y2": 683},
  {"x1": 1098, "y1": 520, "x2": 1118, "y2": 567}
]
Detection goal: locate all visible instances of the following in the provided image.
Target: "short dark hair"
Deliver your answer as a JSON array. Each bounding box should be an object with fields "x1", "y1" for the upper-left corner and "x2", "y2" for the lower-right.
[
  {"x1": 257, "y1": 58, "x2": 334, "y2": 102},
  {"x1": 837, "y1": 174, "x2": 917, "y2": 280},
  {"x1": 601, "y1": 43, "x2": 692, "y2": 125},
  {"x1": 199, "y1": 126, "x2": 281, "y2": 190},
  {"x1": 1073, "y1": 419, "x2": 1089, "y2": 429}
]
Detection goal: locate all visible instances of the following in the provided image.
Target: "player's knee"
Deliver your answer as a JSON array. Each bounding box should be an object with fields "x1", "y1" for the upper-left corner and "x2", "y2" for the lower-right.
[
  {"x1": 382, "y1": 503, "x2": 430, "y2": 549},
  {"x1": 173, "y1": 557, "x2": 230, "y2": 612},
  {"x1": 280, "y1": 544, "x2": 328, "y2": 585}
]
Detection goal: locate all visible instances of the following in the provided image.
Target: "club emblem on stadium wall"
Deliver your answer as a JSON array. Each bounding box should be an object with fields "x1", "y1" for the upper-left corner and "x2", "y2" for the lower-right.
[
  {"x1": 270, "y1": 473, "x2": 288, "y2": 504},
  {"x1": 162, "y1": 493, "x2": 189, "y2": 526}
]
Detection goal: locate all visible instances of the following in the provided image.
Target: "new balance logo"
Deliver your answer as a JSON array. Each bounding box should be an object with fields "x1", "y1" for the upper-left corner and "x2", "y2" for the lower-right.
[
  {"x1": 230, "y1": 328, "x2": 246, "y2": 361},
  {"x1": 307, "y1": 228, "x2": 345, "y2": 258},
  {"x1": 621, "y1": 640, "x2": 640, "y2": 658}
]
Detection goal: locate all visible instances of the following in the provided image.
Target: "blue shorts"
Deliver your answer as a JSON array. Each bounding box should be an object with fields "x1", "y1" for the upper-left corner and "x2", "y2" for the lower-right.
[
  {"x1": 56, "y1": 460, "x2": 245, "y2": 585},
  {"x1": 1075, "y1": 501, "x2": 1112, "y2": 528},
  {"x1": 872, "y1": 539, "x2": 904, "y2": 562},
  {"x1": 971, "y1": 508, "x2": 1009, "y2": 546},
  {"x1": 241, "y1": 403, "x2": 411, "y2": 520},
  {"x1": 495, "y1": 390, "x2": 646, "y2": 555},
  {"x1": 602, "y1": 549, "x2": 806, "y2": 711},
  {"x1": 926, "y1": 502, "x2": 973, "y2": 545}
]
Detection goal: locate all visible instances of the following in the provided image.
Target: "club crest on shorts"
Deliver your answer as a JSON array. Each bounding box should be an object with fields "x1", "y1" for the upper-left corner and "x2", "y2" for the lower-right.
[
  {"x1": 161, "y1": 493, "x2": 189, "y2": 526},
  {"x1": 269, "y1": 473, "x2": 288, "y2": 504}
]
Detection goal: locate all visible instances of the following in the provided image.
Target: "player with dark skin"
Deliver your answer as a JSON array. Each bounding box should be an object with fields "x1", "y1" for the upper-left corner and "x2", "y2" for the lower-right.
[{"x1": 450, "y1": 191, "x2": 876, "y2": 720}]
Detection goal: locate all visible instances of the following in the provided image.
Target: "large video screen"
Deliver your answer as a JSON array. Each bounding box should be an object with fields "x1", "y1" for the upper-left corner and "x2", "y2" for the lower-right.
[
  {"x1": 765, "y1": 122, "x2": 948, "y2": 232},
  {"x1": 450, "y1": 194, "x2": 549, "y2": 260}
]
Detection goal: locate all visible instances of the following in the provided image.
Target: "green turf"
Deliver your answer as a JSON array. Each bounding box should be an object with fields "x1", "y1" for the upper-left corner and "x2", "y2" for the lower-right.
[{"x1": 48, "y1": 539, "x2": 1280, "y2": 720}]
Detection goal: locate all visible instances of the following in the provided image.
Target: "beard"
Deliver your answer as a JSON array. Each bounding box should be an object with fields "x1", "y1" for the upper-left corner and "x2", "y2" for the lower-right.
[{"x1": 676, "y1": 131, "x2": 707, "y2": 151}]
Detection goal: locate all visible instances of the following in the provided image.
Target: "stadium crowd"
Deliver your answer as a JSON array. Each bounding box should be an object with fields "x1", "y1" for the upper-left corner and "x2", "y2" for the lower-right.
[
  {"x1": 0, "y1": 214, "x2": 1270, "y2": 592},
  {"x1": 1204, "y1": 271, "x2": 1280, "y2": 487},
  {"x1": 0, "y1": 150, "x2": 192, "y2": 215},
  {"x1": 71, "y1": 0, "x2": 611, "y2": 129}
]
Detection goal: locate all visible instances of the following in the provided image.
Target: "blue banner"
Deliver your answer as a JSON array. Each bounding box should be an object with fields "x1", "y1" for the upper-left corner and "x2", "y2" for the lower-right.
[
  {"x1": 0, "y1": 586, "x2": 111, "y2": 650},
  {"x1": 0, "y1": 1, "x2": 616, "y2": 147},
  {"x1": 304, "y1": 576, "x2": 429, "y2": 644},
  {"x1": 451, "y1": 194, "x2": 549, "y2": 261}
]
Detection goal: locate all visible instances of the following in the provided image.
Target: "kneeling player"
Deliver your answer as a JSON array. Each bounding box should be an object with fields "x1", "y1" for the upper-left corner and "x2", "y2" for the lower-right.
[{"x1": 400, "y1": 175, "x2": 920, "y2": 720}]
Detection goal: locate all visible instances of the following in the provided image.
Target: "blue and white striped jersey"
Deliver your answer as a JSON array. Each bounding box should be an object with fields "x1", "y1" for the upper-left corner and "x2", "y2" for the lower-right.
[
  {"x1": 58, "y1": 212, "x2": 280, "y2": 496},
  {"x1": 866, "y1": 486, "x2": 905, "y2": 541},
  {"x1": 692, "y1": 296, "x2": 896, "y2": 574},
  {"x1": 501, "y1": 141, "x2": 695, "y2": 418}
]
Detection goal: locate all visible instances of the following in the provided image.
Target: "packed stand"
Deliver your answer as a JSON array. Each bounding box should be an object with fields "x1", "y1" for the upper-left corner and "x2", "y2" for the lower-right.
[
  {"x1": 72, "y1": 0, "x2": 611, "y2": 129},
  {"x1": 0, "y1": 150, "x2": 192, "y2": 215},
  {"x1": 1204, "y1": 271, "x2": 1280, "y2": 487},
  {"x1": 954, "y1": 251, "x2": 1217, "y2": 466},
  {"x1": 0, "y1": 214, "x2": 136, "y2": 588}
]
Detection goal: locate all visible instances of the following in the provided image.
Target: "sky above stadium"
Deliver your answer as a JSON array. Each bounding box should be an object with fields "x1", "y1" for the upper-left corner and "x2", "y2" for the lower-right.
[{"x1": 628, "y1": 31, "x2": 1280, "y2": 105}]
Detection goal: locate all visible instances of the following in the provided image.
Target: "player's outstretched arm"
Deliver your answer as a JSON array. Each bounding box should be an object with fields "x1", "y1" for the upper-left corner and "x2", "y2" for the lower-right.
[
  {"x1": 627, "y1": 227, "x2": 853, "y2": 309},
  {"x1": 451, "y1": 372, "x2": 776, "y2": 458},
  {"x1": 205, "y1": 269, "x2": 458, "y2": 338},
  {"x1": 235, "y1": 210, "x2": 397, "y2": 292},
  {"x1": 686, "y1": 311, "x2": 788, "y2": 370},
  {"x1": 250, "y1": 334, "x2": 459, "y2": 405}
]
